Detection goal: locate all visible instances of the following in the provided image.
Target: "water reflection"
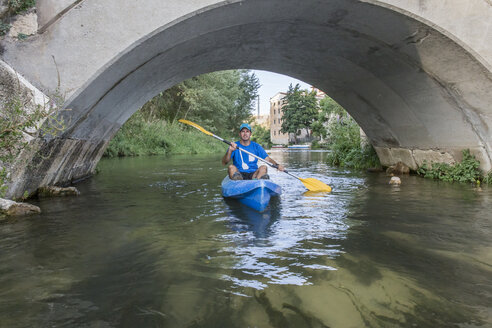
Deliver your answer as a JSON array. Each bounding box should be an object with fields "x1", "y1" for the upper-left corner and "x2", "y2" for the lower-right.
[
  {"x1": 218, "y1": 168, "x2": 349, "y2": 290},
  {"x1": 0, "y1": 152, "x2": 490, "y2": 327},
  {"x1": 223, "y1": 197, "x2": 281, "y2": 239}
]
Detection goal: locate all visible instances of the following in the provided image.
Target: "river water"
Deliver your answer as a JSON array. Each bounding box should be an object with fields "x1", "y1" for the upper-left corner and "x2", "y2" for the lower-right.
[{"x1": 0, "y1": 151, "x2": 491, "y2": 327}]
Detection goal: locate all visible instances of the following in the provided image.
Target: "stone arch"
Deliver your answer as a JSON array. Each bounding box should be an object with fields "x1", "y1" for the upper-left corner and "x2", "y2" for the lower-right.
[{"x1": 4, "y1": 0, "x2": 492, "y2": 197}]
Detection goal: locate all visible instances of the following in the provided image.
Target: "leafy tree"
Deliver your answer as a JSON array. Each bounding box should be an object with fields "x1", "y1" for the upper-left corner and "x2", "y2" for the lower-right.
[
  {"x1": 251, "y1": 125, "x2": 272, "y2": 149},
  {"x1": 280, "y1": 84, "x2": 318, "y2": 143},
  {"x1": 140, "y1": 70, "x2": 259, "y2": 138},
  {"x1": 312, "y1": 97, "x2": 346, "y2": 139},
  {"x1": 319, "y1": 96, "x2": 345, "y2": 116},
  {"x1": 325, "y1": 108, "x2": 380, "y2": 169}
]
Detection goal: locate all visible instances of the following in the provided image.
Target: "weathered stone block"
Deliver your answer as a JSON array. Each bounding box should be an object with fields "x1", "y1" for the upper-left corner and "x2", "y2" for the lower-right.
[
  {"x1": 374, "y1": 147, "x2": 417, "y2": 170},
  {"x1": 37, "y1": 186, "x2": 80, "y2": 197},
  {"x1": 389, "y1": 149, "x2": 417, "y2": 170},
  {"x1": 412, "y1": 149, "x2": 455, "y2": 167},
  {"x1": 0, "y1": 198, "x2": 40, "y2": 216},
  {"x1": 374, "y1": 147, "x2": 393, "y2": 167}
]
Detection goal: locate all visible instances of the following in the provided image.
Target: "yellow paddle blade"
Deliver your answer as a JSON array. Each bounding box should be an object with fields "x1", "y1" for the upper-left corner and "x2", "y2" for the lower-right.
[
  {"x1": 299, "y1": 178, "x2": 332, "y2": 192},
  {"x1": 178, "y1": 119, "x2": 213, "y2": 136}
]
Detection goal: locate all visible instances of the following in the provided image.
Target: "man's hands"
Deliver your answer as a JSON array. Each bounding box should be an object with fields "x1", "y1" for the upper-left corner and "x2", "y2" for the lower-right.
[
  {"x1": 228, "y1": 142, "x2": 238, "y2": 152},
  {"x1": 272, "y1": 163, "x2": 285, "y2": 171},
  {"x1": 267, "y1": 157, "x2": 285, "y2": 171},
  {"x1": 222, "y1": 142, "x2": 238, "y2": 165}
]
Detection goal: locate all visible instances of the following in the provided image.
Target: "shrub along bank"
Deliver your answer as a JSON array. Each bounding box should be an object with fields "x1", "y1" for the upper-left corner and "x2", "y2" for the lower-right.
[
  {"x1": 104, "y1": 112, "x2": 225, "y2": 157},
  {"x1": 417, "y1": 149, "x2": 491, "y2": 185},
  {"x1": 325, "y1": 111, "x2": 381, "y2": 170},
  {"x1": 320, "y1": 109, "x2": 491, "y2": 184}
]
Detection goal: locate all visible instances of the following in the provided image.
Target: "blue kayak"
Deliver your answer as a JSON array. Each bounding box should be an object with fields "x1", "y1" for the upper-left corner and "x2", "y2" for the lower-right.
[{"x1": 221, "y1": 176, "x2": 282, "y2": 212}]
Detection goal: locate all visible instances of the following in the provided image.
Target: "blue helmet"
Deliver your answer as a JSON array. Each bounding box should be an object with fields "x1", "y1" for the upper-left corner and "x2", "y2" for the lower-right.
[{"x1": 239, "y1": 123, "x2": 252, "y2": 132}]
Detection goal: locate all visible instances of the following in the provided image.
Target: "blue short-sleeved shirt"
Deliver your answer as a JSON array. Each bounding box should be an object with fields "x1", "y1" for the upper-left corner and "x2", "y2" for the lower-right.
[{"x1": 230, "y1": 141, "x2": 268, "y2": 173}]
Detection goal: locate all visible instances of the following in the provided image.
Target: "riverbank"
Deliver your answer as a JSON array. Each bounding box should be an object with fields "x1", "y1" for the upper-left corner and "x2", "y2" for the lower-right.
[{"x1": 104, "y1": 113, "x2": 225, "y2": 157}]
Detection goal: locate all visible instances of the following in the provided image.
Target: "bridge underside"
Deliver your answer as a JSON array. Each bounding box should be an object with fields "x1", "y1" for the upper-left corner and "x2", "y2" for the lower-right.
[{"x1": 3, "y1": 0, "x2": 492, "y2": 198}]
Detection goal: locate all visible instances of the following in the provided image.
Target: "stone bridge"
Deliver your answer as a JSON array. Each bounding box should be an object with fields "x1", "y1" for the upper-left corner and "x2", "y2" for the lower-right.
[{"x1": 1, "y1": 0, "x2": 492, "y2": 198}]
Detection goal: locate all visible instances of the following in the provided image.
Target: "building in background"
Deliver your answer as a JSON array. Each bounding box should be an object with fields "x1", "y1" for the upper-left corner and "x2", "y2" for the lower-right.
[
  {"x1": 311, "y1": 87, "x2": 326, "y2": 101},
  {"x1": 270, "y1": 87, "x2": 327, "y2": 145},
  {"x1": 269, "y1": 92, "x2": 288, "y2": 145},
  {"x1": 252, "y1": 114, "x2": 270, "y2": 129}
]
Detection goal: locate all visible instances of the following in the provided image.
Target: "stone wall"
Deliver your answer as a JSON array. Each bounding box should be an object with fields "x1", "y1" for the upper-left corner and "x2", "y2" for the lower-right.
[{"x1": 0, "y1": 59, "x2": 50, "y2": 197}]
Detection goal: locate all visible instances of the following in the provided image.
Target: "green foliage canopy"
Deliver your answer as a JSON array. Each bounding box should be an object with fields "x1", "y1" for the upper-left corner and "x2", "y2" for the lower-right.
[
  {"x1": 140, "y1": 70, "x2": 259, "y2": 139},
  {"x1": 251, "y1": 125, "x2": 272, "y2": 149},
  {"x1": 280, "y1": 84, "x2": 319, "y2": 140},
  {"x1": 311, "y1": 97, "x2": 346, "y2": 139},
  {"x1": 325, "y1": 109, "x2": 381, "y2": 169}
]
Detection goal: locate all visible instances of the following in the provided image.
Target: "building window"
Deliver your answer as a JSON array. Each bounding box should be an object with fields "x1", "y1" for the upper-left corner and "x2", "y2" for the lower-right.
[
  {"x1": 274, "y1": 119, "x2": 276, "y2": 124},
  {"x1": 274, "y1": 131, "x2": 276, "y2": 136},
  {"x1": 274, "y1": 109, "x2": 276, "y2": 115}
]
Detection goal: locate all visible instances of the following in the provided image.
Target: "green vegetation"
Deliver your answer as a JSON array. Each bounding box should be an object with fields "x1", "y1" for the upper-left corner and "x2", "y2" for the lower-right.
[
  {"x1": 0, "y1": 0, "x2": 36, "y2": 36},
  {"x1": 280, "y1": 84, "x2": 318, "y2": 142},
  {"x1": 8, "y1": 0, "x2": 35, "y2": 15},
  {"x1": 483, "y1": 171, "x2": 492, "y2": 185},
  {"x1": 325, "y1": 112, "x2": 380, "y2": 169},
  {"x1": 104, "y1": 70, "x2": 260, "y2": 157},
  {"x1": 0, "y1": 93, "x2": 62, "y2": 197},
  {"x1": 310, "y1": 140, "x2": 328, "y2": 150},
  {"x1": 251, "y1": 125, "x2": 272, "y2": 149},
  {"x1": 0, "y1": 22, "x2": 11, "y2": 36},
  {"x1": 278, "y1": 84, "x2": 379, "y2": 169},
  {"x1": 140, "y1": 70, "x2": 259, "y2": 137},
  {"x1": 417, "y1": 149, "x2": 491, "y2": 184},
  {"x1": 104, "y1": 112, "x2": 224, "y2": 157},
  {"x1": 311, "y1": 96, "x2": 346, "y2": 140}
]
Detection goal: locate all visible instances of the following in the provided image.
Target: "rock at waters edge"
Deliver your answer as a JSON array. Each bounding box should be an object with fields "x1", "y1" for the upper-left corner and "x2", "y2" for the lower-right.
[
  {"x1": 0, "y1": 198, "x2": 41, "y2": 216},
  {"x1": 386, "y1": 162, "x2": 410, "y2": 175},
  {"x1": 37, "y1": 186, "x2": 80, "y2": 198},
  {"x1": 389, "y1": 176, "x2": 402, "y2": 185}
]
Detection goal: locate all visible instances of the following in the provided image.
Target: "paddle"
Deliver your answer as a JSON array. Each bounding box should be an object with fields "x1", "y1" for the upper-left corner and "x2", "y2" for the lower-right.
[{"x1": 178, "y1": 119, "x2": 332, "y2": 192}]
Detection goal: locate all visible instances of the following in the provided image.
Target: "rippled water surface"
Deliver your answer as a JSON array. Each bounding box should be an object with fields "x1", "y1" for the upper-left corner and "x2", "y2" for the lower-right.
[{"x1": 1, "y1": 151, "x2": 491, "y2": 327}]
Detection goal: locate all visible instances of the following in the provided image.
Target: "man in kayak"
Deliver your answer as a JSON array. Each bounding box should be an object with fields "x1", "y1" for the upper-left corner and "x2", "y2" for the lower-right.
[{"x1": 222, "y1": 123, "x2": 285, "y2": 180}]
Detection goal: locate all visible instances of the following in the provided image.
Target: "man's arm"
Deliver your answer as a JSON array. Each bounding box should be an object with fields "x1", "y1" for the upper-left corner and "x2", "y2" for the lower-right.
[
  {"x1": 222, "y1": 142, "x2": 237, "y2": 165},
  {"x1": 265, "y1": 156, "x2": 285, "y2": 171}
]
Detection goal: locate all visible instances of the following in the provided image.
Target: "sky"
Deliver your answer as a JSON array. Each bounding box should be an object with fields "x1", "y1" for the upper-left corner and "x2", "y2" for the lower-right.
[{"x1": 252, "y1": 70, "x2": 311, "y2": 116}]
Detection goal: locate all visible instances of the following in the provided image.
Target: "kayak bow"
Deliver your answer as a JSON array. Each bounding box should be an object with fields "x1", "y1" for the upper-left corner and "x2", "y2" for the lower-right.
[{"x1": 221, "y1": 177, "x2": 282, "y2": 212}]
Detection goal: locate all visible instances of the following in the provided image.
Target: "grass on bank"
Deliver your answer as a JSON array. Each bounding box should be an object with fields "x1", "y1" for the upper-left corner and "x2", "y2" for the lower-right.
[
  {"x1": 325, "y1": 116, "x2": 491, "y2": 184},
  {"x1": 325, "y1": 115, "x2": 381, "y2": 170},
  {"x1": 417, "y1": 149, "x2": 492, "y2": 184},
  {"x1": 104, "y1": 113, "x2": 225, "y2": 157}
]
